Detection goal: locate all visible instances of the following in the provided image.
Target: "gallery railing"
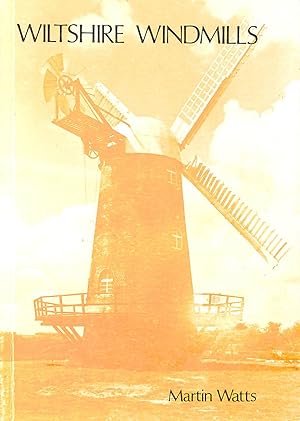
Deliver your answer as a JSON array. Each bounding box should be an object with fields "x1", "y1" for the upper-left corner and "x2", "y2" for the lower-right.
[
  {"x1": 34, "y1": 293, "x2": 124, "y2": 319},
  {"x1": 34, "y1": 292, "x2": 244, "y2": 325}
]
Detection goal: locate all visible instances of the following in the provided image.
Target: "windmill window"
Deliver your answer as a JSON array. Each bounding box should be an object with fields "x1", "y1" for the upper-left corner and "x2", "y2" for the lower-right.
[
  {"x1": 172, "y1": 230, "x2": 183, "y2": 250},
  {"x1": 100, "y1": 278, "x2": 113, "y2": 294},
  {"x1": 167, "y1": 169, "x2": 179, "y2": 186},
  {"x1": 99, "y1": 270, "x2": 113, "y2": 295}
]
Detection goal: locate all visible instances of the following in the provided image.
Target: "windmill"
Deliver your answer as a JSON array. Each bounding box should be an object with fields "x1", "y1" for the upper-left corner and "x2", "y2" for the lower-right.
[{"x1": 35, "y1": 21, "x2": 288, "y2": 364}]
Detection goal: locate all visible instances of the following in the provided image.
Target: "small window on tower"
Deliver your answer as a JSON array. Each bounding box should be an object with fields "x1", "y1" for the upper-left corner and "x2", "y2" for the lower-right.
[
  {"x1": 172, "y1": 230, "x2": 183, "y2": 250},
  {"x1": 99, "y1": 270, "x2": 113, "y2": 295},
  {"x1": 167, "y1": 169, "x2": 179, "y2": 186},
  {"x1": 100, "y1": 278, "x2": 113, "y2": 295}
]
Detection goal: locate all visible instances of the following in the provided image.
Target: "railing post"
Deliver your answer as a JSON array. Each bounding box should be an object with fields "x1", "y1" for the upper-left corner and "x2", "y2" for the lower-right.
[
  {"x1": 59, "y1": 295, "x2": 63, "y2": 315},
  {"x1": 208, "y1": 294, "x2": 212, "y2": 314},
  {"x1": 81, "y1": 293, "x2": 85, "y2": 313},
  {"x1": 226, "y1": 295, "x2": 229, "y2": 315}
]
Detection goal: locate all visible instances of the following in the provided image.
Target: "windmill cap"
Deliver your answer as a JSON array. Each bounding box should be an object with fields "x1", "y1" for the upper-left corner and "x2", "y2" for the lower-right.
[{"x1": 115, "y1": 116, "x2": 181, "y2": 160}]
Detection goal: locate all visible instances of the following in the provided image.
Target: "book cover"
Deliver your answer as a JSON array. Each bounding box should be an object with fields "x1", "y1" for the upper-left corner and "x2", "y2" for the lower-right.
[{"x1": 1, "y1": 1, "x2": 300, "y2": 420}]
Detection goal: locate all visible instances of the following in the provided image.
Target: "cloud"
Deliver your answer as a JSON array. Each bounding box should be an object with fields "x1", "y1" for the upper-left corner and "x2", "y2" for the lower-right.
[
  {"x1": 185, "y1": 80, "x2": 300, "y2": 326},
  {"x1": 210, "y1": 80, "x2": 300, "y2": 233},
  {"x1": 190, "y1": 41, "x2": 217, "y2": 61},
  {"x1": 99, "y1": 0, "x2": 134, "y2": 27},
  {"x1": 0, "y1": 202, "x2": 97, "y2": 333},
  {"x1": 72, "y1": 0, "x2": 135, "y2": 45},
  {"x1": 201, "y1": 0, "x2": 300, "y2": 46}
]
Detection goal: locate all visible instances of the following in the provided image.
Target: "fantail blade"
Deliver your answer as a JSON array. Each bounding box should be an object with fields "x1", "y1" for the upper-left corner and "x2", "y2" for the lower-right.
[
  {"x1": 43, "y1": 69, "x2": 58, "y2": 103},
  {"x1": 47, "y1": 53, "x2": 64, "y2": 76}
]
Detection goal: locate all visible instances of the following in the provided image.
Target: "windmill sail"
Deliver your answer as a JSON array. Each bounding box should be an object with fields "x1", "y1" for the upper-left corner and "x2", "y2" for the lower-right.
[
  {"x1": 94, "y1": 82, "x2": 135, "y2": 127},
  {"x1": 183, "y1": 157, "x2": 288, "y2": 265},
  {"x1": 171, "y1": 20, "x2": 264, "y2": 149},
  {"x1": 94, "y1": 82, "x2": 147, "y2": 152}
]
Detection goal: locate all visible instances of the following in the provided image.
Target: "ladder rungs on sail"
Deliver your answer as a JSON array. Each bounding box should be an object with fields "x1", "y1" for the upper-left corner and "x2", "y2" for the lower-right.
[
  {"x1": 171, "y1": 20, "x2": 264, "y2": 149},
  {"x1": 183, "y1": 157, "x2": 288, "y2": 265},
  {"x1": 94, "y1": 82, "x2": 134, "y2": 127}
]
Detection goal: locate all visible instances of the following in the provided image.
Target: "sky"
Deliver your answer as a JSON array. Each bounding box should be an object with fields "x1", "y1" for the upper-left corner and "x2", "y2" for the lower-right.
[{"x1": 1, "y1": 0, "x2": 300, "y2": 333}]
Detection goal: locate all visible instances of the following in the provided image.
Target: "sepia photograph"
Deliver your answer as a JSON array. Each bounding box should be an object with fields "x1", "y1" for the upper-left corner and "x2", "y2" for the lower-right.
[{"x1": 1, "y1": 1, "x2": 300, "y2": 420}]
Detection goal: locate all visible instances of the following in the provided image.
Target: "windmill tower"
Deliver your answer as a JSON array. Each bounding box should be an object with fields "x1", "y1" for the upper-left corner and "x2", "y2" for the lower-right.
[{"x1": 35, "y1": 21, "x2": 288, "y2": 365}]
